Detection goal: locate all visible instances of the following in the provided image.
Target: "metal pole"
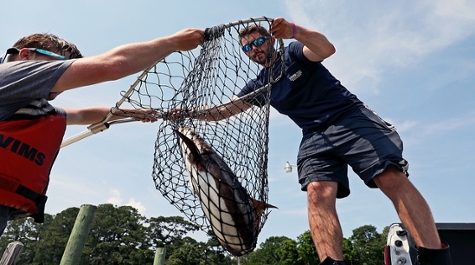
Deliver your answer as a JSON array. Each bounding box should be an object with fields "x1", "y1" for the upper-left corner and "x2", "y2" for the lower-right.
[{"x1": 60, "y1": 204, "x2": 97, "y2": 265}]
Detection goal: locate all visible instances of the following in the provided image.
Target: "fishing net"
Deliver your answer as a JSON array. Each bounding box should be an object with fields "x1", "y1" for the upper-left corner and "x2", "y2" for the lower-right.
[{"x1": 117, "y1": 17, "x2": 284, "y2": 256}]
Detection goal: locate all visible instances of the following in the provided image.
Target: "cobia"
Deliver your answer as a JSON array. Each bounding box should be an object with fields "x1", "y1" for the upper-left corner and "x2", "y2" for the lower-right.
[{"x1": 176, "y1": 126, "x2": 276, "y2": 256}]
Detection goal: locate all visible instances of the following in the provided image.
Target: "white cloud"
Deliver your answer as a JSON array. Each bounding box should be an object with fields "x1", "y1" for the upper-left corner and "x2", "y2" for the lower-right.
[
  {"x1": 401, "y1": 110, "x2": 475, "y2": 145},
  {"x1": 283, "y1": 208, "x2": 307, "y2": 216},
  {"x1": 127, "y1": 198, "x2": 147, "y2": 215},
  {"x1": 422, "y1": 112, "x2": 475, "y2": 135},
  {"x1": 283, "y1": 0, "x2": 475, "y2": 94},
  {"x1": 433, "y1": 0, "x2": 475, "y2": 23},
  {"x1": 106, "y1": 190, "x2": 147, "y2": 215},
  {"x1": 107, "y1": 189, "x2": 123, "y2": 205},
  {"x1": 387, "y1": 119, "x2": 419, "y2": 133}
]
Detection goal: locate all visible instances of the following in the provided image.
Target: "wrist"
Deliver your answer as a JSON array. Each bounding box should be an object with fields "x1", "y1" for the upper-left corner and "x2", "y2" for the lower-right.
[{"x1": 290, "y1": 22, "x2": 297, "y2": 38}]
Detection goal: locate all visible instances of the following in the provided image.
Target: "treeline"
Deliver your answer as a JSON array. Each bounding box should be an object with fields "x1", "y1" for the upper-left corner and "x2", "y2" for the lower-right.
[{"x1": 0, "y1": 204, "x2": 388, "y2": 265}]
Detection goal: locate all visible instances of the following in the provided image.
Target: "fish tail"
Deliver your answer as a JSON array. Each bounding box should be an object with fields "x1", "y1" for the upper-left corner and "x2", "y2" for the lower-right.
[{"x1": 252, "y1": 199, "x2": 277, "y2": 217}]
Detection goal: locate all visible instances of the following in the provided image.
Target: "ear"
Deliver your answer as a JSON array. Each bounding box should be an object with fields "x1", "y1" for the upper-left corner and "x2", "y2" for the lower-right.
[
  {"x1": 270, "y1": 36, "x2": 276, "y2": 45},
  {"x1": 18, "y1": 48, "x2": 35, "y2": 61}
]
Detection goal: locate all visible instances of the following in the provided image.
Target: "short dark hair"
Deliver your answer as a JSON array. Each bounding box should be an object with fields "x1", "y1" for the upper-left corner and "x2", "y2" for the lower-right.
[
  {"x1": 238, "y1": 25, "x2": 271, "y2": 39},
  {"x1": 12, "y1": 33, "x2": 82, "y2": 60}
]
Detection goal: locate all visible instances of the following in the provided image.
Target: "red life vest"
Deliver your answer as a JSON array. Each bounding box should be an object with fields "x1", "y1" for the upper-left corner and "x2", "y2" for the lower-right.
[{"x1": 0, "y1": 113, "x2": 66, "y2": 222}]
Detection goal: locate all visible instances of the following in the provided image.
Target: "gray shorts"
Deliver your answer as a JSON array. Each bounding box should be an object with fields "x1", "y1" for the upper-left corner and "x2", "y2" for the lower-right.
[{"x1": 297, "y1": 106, "x2": 409, "y2": 198}]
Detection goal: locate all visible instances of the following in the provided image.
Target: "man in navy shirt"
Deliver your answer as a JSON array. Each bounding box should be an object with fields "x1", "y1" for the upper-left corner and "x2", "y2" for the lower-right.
[{"x1": 190, "y1": 17, "x2": 452, "y2": 265}]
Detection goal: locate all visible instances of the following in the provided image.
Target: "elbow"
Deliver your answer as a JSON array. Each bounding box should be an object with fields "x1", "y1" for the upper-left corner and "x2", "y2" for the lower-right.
[
  {"x1": 320, "y1": 45, "x2": 336, "y2": 61},
  {"x1": 326, "y1": 43, "x2": 336, "y2": 57},
  {"x1": 331, "y1": 44, "x2": 336, "y2": 55}
]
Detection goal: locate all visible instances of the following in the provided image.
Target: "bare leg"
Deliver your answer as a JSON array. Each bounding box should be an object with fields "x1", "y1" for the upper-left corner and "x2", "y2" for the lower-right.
[
  {"x1": 307, "y1": 181, "x2": 344, "y2": 261},
  {"x1": 373, "y1": 165, "x2": 441, "y2": 249}
]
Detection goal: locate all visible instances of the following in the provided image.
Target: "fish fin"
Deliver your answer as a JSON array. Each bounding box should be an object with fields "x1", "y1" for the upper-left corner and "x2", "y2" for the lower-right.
[
  {"x1": 176, "y1": 129, "x2": 201, "y2": 163},
  {"x1": 252, "y1": 199, "x2": 277, "y2": 218}
]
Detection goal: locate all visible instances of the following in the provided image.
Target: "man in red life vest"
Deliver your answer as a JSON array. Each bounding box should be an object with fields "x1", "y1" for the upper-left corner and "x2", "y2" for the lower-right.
[{"x1": 0, "y1": 29, "x2": 204, "y2": 235}]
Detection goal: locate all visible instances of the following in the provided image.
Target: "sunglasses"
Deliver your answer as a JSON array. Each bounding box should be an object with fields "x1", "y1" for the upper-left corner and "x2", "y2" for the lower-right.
[
  {"x1": 242, "y1": 36, "x2": 271, "y2": 52},
  {"x1": 28, "y1": 48, "x2": 68, "y2": 60},
  {"x1": 0, "y1": 47, "x2": 67, "y2": 64}
]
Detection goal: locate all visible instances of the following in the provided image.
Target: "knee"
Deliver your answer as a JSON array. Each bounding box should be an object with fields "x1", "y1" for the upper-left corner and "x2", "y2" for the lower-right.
[
  {"x1": 374, "y1": 165, "x2": 411, "y2": 195},
  {"x1": 307, "y1": 181, "x2": 338, "y2": 202}
]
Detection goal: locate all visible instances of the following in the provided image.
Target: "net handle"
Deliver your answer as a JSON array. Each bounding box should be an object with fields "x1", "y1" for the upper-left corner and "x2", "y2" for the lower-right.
[
  {"x1": 60, "y1": 82, "x2": 270, "y2": 148},
  {"x1": 60, "y1": 63, "x2": 159, "y2": 148},
  {"x1": 60, "y1": 117, "x2": 143, "y2": 148},
  {"x1": 205, "y1": 16, "x2": 274, "y2": 41},
  {"x1": 62, "y1": 16, "x2": 281, "y2": 148}
]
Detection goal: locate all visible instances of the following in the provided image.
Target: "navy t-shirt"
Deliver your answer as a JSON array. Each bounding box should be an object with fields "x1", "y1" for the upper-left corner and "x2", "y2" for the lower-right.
[{"x1": 238, "y1": 42, "x2": 364, "y2": 134}]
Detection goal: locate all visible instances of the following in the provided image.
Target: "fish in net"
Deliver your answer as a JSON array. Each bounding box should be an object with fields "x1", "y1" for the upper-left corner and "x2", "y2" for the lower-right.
[{"x1": 110, "y1": 17, "x2": 284, "y2": 256}]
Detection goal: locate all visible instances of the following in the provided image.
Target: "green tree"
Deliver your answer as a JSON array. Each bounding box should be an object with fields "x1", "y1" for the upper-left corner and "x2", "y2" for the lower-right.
[
  {"x1": 165, "y1": 242, "x2": 203, "y2": 265},
  {"x1": 296, "y1": 230, "x2": 319, "y2": 265},
  {"x1": 146, "y1": 215, "x2": 201, "y2": 261},
  {"x1": 201, "y1": 230, "x2": 233, "y2": 265},
  {"x1": 342, "y1": 237, "x2": 353, "y2": 262},
  {"x1": 1, "y1": 203, "x2": 390, "y2": 264},
  {"x1": 33, "y1": 208, "x2": 79, "y2": 264},
  {"x1": 380, "y1": 225, "x2": 389, "y2": 244},
  {"x1": 157, "y1": 226, "x2": 233, "y2": 265},
  {"x1": 0, "y1": 214, "x2": 54, "y2": 265},
  {"x1": 84, "y1": 204, "x2": 151, "y2": 265},
  {"x1": 146, "y1": 216, "x2": 200, "y2": 247},
  {"x1": 347, "y1": 225, "x2": 385, "y2": 265},
  {"x1": 276, "y1": 238, "x2": 301, "y2": 265},
  {"x1": 245, "y1": 236, "x2": 292, "y2": 265}
]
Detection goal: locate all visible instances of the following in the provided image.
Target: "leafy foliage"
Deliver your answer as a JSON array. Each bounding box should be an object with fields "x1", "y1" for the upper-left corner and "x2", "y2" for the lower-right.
[
  {"x1": 0, "y1": 204, "x2": 388, "y2": 265},
  {"x1": 0, "y1": 204, "x2": 232, "y2": 265},
  {"x1": 240, "y1": 227, "x2": 387, "y2": 265},
  {"x1": 295, "y1": 230, "x2": 320, "y2": 265},
  {"x1": 346, "y1": 225, "x2": 386, "y2": 265}
]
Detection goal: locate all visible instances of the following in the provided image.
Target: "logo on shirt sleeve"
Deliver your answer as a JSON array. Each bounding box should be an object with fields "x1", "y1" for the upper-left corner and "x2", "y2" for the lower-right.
[{"x1": 289, "y1": 70, "x2": 302, "y2": 81}]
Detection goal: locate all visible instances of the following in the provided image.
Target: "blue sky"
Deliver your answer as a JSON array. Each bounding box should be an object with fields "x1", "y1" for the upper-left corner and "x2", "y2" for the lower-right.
[{"x1": 2, "y1": 0, "x2": 474, "y2": 245}]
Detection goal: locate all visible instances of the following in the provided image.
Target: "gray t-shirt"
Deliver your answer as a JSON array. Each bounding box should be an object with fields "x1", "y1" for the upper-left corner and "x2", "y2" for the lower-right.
[{"x1": 0, "y1": 60, "x2": 74, "y2": 121}]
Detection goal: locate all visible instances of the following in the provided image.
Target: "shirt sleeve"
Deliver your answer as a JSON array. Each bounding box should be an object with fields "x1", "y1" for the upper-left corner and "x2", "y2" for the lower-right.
[
  {"x1": 237, "y1": 79, "x2": 268, "y2": 107},
  {"x1": 0, "y1": 60, "x2": 74, "y2": 121}
]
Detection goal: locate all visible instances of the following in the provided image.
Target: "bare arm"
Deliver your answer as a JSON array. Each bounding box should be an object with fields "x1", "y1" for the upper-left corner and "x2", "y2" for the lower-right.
[
  {"x1": 194, "y1": 97, "x2": 253, "y2": 121},
  {"x1": 270, "y1": 17, "x2": 336, "y2": 62},
  {"x1": 52, "y1": 28, "x2": 205, "y2": 94},
  {"x1": 64, "y1": 107, "x2": 158, "y2": 125},
  {"x1": 167, "y1": 96, "x2": 253, "y2": 122}
]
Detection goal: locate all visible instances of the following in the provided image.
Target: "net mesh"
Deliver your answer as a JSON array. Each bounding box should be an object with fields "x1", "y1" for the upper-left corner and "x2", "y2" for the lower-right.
[{"x1": 117, "y1": 17, "x2": 283, "y2": 256}]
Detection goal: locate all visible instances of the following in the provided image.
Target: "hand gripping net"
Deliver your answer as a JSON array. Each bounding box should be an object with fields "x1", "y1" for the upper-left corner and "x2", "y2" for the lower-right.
[{"x1": 119, "y1": 17, "x2": 284, "y2": 256}]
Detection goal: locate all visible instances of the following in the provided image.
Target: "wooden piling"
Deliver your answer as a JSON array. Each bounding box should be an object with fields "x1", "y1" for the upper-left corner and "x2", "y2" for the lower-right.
[
  {"x1": 0, "y1": 241, "x2": 24, "y2": 265},
  {"x1": 153, "y1": 247, "x2": 166, "y2": 265},
  {"x1": 59, "y1": 204, "x2": 97, "y2": 265}
]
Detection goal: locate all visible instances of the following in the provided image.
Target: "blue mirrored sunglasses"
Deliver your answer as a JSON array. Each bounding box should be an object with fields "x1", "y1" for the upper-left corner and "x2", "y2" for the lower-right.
[
  {"x1": 28, "y1": 48, "x2": 68, "y2": 60},
  {"x1": 242, "y1": 36, "x2": 271, "y2": 52},
  {"x1": 0, "y1": 47, "x2": 67, "y2": 64}
]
